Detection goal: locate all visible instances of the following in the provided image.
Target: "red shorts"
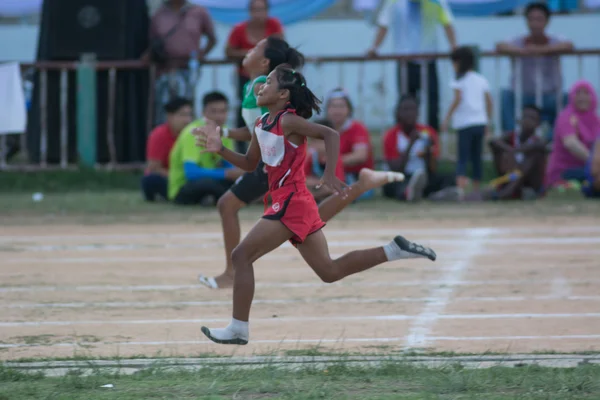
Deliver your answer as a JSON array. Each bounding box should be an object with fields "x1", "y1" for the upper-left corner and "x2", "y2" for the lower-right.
[{"x1": 263, "y1": 184, "x2": 325, "y2": 245}]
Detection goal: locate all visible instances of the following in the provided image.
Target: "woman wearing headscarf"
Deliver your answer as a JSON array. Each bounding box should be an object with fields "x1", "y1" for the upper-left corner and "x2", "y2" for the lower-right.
[{"x1": 546, "y1": 80, "x2": 600, "y2": 189}]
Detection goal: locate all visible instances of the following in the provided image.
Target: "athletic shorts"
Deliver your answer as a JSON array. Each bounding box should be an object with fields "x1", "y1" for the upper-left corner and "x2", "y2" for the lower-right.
[
  {"x1": 263, "y1": 183, "x2": 325, "y2": 246},
  {"x1": 230, "y1": 161, "x2": 269, "y2": 204}
]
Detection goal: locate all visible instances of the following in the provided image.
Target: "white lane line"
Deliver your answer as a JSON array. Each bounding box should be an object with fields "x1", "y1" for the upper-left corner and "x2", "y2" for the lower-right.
[
  {"x1": 3, "y1": 236, "x2": 600, "y2": 253},
  {"x1": 551, "y1": 276, "x2": 572, "y2": 298},
  {"x1": 404, "y1": 228, "x2": 490, "y2": 349},
  {"x1": 2, "y1": 225, "x2": 599, "y2": 242},
  {"x1": 6, "y1": 295, "x2": 600, "y2": 310},
  {"x1": 1, "y1": 278, "x2": 599, "y2": 294},
  {"x1": 2, "y1": 334, "x2": 600, "y2": 349},
  {"x1": 6, "y1": 248, "x2": 600, "y2": 265},
  {"x1": 3, "y1": 313, "x2": 600, "y2": 327}
]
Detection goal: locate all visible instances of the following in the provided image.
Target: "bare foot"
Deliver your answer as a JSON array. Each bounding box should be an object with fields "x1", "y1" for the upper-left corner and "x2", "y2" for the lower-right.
[
  {"x1": 198, "y1": 272, "x2": 234, "y2": 289},
  {"x1": 358, "y1": 168, "x2": 404, "y2": 191},
  {"x1": 213, "y1": 272, "x2": 234, "y2": 289}
]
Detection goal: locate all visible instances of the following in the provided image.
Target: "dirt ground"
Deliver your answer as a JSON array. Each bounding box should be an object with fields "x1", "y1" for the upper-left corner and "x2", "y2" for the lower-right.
[{"x1": 1, "y1": 216, "x2": 600, "y2": 360}]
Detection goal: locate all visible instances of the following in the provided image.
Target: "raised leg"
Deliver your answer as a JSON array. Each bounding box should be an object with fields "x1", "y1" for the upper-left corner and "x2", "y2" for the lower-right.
[
  {"x1": 317, "y1": 168, "x2": 404, "y2": 222},
  {"x1": 297, "y1": 230, "x2": 436, "y2": 284}
]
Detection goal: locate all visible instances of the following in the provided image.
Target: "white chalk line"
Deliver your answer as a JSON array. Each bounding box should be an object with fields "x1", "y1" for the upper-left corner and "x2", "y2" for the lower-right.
[
  {"x1": 551, "y1": 276, "x2": 572, "y2": 298},
  {"x1": 2, "y1": 225, "x2": 599, "y2": 243},
  {"x1": 3, "y1": 236, "x2": 600, "y2": 253},
  {"x1": 404, "y1": 228, "x2": 490, "y2": 348},
  {"x1": 3, "y1": 313, "x2": 600, "y2": 328},
  {"x1": 2, "y1": 278, "x2": 600, "y2": 294},
  {"x1": 3, "y1": 334, "x2": 600, "y2": 349},
  {"x1": 6, "y1": 295, "x2": 600, "y2": 310}
]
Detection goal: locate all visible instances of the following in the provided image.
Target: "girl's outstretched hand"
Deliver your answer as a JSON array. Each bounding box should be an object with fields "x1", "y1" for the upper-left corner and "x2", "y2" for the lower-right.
[
  {"x1": 317, "y1": 172, "x2": 350, "y2": 199},
  {"x1": 193, "y1": 122, "x2": 222, "y2": 153}
]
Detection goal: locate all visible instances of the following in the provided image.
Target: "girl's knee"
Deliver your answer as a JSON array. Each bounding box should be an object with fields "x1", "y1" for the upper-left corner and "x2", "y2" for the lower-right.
[{"x1": 217, "y1": 191, "x2": 244, "y2": 215}]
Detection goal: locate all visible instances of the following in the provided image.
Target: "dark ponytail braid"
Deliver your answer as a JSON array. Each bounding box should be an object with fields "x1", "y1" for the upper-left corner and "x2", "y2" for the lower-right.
[{"x1": 274, "y1": 64, "x2": 321, "y2": 119}]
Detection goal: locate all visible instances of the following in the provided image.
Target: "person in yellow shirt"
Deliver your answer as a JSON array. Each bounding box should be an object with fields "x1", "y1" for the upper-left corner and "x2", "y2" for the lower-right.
[
  {"x1": 168, "y1": 92, "x2": 244, "y2": 205},
  {"x1": 368, "y1": 0, "x2": 457, "y2": 130}
]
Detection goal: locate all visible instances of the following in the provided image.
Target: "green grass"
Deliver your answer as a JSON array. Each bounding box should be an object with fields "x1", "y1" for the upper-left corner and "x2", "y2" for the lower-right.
[
  {"x1": 0, "y1": 161, "x2": 496, "y2": 193},
  {"x1": 1, "y1": 188, "x2": 598, "y2": 226},
  {"x1": 1, "y1": 362, "x2": 599, "y2": 399}
]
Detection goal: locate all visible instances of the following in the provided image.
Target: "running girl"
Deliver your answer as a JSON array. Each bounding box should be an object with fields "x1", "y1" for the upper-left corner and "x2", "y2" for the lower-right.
[
  {"x1": 195, "y1": 65, "x2": 436, "y2": 345},
  {"x1": 198, "y1": 37, "x2": 404, "y2": 289}
]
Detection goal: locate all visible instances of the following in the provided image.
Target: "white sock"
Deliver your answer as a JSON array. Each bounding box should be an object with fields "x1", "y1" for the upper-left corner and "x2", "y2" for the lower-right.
[
  {"x1": 208, "y1": 318, "x2": 249, "y2": 341},
  {"x1": 383, "y1": 240, "x2": 422, "y2": 261}
]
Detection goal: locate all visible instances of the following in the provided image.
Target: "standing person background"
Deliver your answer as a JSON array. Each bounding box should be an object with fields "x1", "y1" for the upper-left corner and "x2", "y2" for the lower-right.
[
  {"x1": 442, "y1": 46, "x2": 493, "y2": 194},
  {"x1": 146, "y1": 0, "x2": 217, "y2": 125},
  {"x1": 226, "y1": 0, "x2": 284, "y2": 144},
  {"x1": 367, "y1": 0, "x2": 457, "y2": 130}
]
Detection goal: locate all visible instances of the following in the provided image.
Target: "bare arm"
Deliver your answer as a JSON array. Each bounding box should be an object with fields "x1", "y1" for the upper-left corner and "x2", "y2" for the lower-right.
[
  {"x1": 563, "y1": 135, "x2": 591, "y2": 162},
  {"x1": 485, "y1": 91, "x2": 493, "y2": 125},
  {"x1": 202, "y1": 34, "x2": 216, "y2": 57},
  {"x1": 282, "y1": 114, "x2": 340, "y2": 179},
  {"x1": 226, "y1": 126, "x2": 253, "y2": 142},
  {"x1": 489, "y1": 135, "x2": 514, "y2": 153},
  {"x1": 536, "y1": 40, "x2": 574, "y2": 55},
  {"x1": 225, "y1": 44, "x2": 248, "y2": 60},
  {"x1": 442, "y1": 89, "x2": 462, "y2": 130},
  {"x1": 443, "y1": 25, "x2": 457, "y2": 50},
  {"x1": 146, "y1": 160, "x2": 168, "y2": 177},
  {"x1": 199, "y1": 10, "x2": 217, "y2": 58},
  {"x1": 369, "y1": 26, "x2": 388, "y2": 54},
  {"x1": 341, "y1": 146, "x2": 369, "y2": 166},
  {"x1": 217, "y1": 133, "x2": 261, "y2": 172},
  {"x1": 496, "y1": 41, "x2": 525, "y2": 56}
]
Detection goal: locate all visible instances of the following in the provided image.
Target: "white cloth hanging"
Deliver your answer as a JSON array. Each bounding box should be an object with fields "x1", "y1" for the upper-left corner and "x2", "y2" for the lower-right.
[{"x1": 0, "y1": 63, "x2": 27, "y2": 135}]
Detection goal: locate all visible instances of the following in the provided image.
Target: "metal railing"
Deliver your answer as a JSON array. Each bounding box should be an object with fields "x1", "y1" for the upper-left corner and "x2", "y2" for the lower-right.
[{"x1": 2, "y1": 48, "x2": 599, "y2": 171}]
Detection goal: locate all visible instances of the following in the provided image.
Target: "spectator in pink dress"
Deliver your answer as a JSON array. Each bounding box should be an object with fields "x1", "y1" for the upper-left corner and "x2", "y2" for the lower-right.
[{"x1": 546, "y1": 80, "x2": 600, "y2": 189}]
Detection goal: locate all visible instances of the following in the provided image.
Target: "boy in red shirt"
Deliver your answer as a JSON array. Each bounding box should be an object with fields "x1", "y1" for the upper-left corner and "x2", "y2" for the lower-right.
[
  {"x1": 141, "y1": 97, "x2": 193, "y2": 201},
  {"x1": 382, "y1": 95, "x2": 448, "y2": 201}
]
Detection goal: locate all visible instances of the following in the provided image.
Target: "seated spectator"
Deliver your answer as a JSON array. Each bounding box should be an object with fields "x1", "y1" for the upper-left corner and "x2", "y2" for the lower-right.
[
  {"x1": 325, "y1": 88, "x2": 374, "y2": 180},
  {"x1": 168, "y1": 92, "x2": 244, "y2": 206},
  {"x1": 303, "y1": 120, "x2": 346, "y2": 202},
  {"x1": 495, "y1": 2, "x2": 573, "y2": 139},
  {"x1": 382, "y1": 94, "x2": 451, "y2": 201},
  {"x1": 486, "y1": 105, "x2": 547, "y2": 200},
  {"x1": 141, "y1": 97, "x2": 193, "y2": 202},
  {"x1": 582, "y1": 140, "x2": 600, "y2": 198},
  {"x1": 545, "y1": 80, "x2": 600, "y2": 189}
]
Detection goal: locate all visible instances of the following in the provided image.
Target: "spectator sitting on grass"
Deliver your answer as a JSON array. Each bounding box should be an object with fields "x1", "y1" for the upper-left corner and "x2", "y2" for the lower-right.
[
  {"x1": 545, "y1": 80, "x2": 600, "y2": 190},
  {"x1": 582, "y1": 139, "x2": 600, "y2": 199},
  {"x1": 382, "y1": 94, "x2": 451, "y2": 202},
  {"x1": 141, "y1": 97, "x2": 193, "y2": 202},
  {"x1": 168, "y1": 92, "x2": 244, "y2": 206},
  {"x1": 325, "y1": 88, "x2": 375, "y2": 200},
  {"x1": 485, "y1": 105, "x2": 547, "y2": 200},
  {"x1": 303, "y1": 120, "x2": 346, "y2": 202}
]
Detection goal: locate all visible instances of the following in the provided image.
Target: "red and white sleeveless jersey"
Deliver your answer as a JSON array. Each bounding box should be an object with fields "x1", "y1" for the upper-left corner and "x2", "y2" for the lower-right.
[{"x1": 254, "y1": 107, "x2": 307, "y2": 192}]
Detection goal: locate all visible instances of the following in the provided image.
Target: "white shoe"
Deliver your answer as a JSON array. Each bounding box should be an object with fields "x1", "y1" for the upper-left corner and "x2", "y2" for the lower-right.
[{"x1": 201, "y1": 326, "x2": 249, "y2": 345}]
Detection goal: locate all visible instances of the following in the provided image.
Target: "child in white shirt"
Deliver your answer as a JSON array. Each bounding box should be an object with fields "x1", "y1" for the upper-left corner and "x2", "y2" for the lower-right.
[{"x1": 442, "y1": 46, "x2": 493, "y2": 192}]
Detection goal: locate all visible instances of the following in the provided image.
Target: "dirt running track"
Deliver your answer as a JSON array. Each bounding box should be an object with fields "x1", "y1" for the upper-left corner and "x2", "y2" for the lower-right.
[{"x1": 1, "y1": 217, "x2": 599, "y2": 360}]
